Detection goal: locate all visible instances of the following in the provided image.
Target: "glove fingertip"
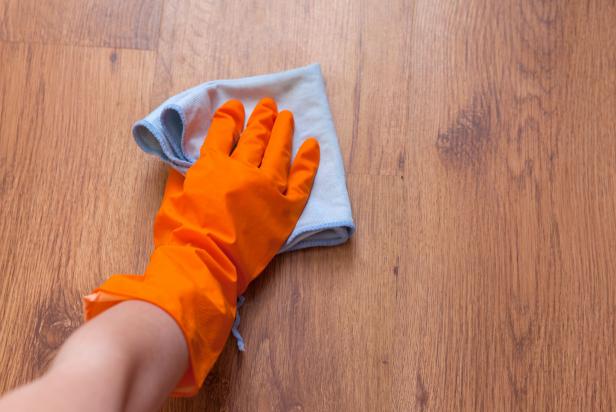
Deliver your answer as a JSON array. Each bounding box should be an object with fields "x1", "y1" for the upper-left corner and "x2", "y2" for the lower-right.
[
  {"x1": 287, "y1": 138, "x2": 320, "y2": 200},
  {"x1": 217, "y1": 99, "x2": 245, "y2": 134}
]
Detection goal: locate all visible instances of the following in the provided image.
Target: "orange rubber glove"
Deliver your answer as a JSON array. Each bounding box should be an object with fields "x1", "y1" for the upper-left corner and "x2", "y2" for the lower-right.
[{"x1": 83, "y1": 98, "x2": 320, "y2": 396}]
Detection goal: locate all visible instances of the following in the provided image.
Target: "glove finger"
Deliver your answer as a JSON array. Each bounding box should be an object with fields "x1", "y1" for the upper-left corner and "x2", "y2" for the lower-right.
[
  {"x1": 286, "y1": 138, "x2": 320, "y2": 202},
  {"x1": 162, "y1": 168, "x2": 185, "y2": 199},
  {"x1": 231, "y1": 97, "x2": 277, "y2": 166},
  {"x1": 154, "y1": 168, "x2": 185, "y2": 247},
  {"x1": 202, "y1": 99, "x2": 245, "y2": 156},
  {"x1": 260, "y1": 110, "x2": 293, "y2": 192}
]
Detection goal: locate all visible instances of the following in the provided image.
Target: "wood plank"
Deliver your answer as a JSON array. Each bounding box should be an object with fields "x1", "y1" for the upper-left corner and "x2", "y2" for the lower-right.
[
  {"x1": 395, "y1": 1, "x2": 616, "y2": 410},
  {"x1": 347, "y1": 1, "x2": 414, "y2": 175},
  {"x1": 0, "y1": 42, "x2": 160, "y2": 390},
  {"x1": 0, "y1": 0, "x2": 162, "y2": 49}
]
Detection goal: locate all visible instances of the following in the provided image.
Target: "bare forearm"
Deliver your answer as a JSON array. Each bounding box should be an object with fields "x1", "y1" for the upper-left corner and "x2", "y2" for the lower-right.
[{"x1": 0, "y1": 301, "x2": 188, "y2": 412}]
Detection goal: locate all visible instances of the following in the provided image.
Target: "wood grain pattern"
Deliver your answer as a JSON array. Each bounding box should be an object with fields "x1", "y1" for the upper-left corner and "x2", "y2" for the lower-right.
[
  {"x1": 1, "y1": 0, "x2": 616, "y2": 411},
  {"x1": 0, "y1": 0, "x2": 162, "y2": 49},
  {"x1": 395, "y1": 2, "x2": 616, "y2": 410},
  {"x1": 0, "y1": 42, "x2": 161, "y2": 387}
]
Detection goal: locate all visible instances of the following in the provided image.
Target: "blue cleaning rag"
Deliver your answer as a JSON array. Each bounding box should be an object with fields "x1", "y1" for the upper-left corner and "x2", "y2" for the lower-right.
[{"x1": 133, "y1": 64, "x2": 355, "y2": 252}]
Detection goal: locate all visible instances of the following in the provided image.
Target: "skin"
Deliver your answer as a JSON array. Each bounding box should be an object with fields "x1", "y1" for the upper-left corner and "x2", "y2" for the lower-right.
[{"x1": 0, "y1": 301, "x2": 188, "y2": 412}]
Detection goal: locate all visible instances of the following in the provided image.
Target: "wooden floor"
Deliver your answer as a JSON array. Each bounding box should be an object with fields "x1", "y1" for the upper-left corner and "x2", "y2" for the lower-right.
[{"x1": 1, "y1": 1, "x2": 615, "y2": 410}]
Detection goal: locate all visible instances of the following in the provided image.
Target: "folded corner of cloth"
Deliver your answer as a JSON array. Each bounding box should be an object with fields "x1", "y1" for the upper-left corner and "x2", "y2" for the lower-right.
[{"x1": 132, "y1": 63, "x2": 355, "y2": 252}]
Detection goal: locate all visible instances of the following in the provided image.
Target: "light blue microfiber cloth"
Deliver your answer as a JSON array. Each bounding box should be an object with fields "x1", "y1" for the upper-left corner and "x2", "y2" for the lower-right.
[{"x1": 133, "y1": 64, "x2": 355, "y2": 252}]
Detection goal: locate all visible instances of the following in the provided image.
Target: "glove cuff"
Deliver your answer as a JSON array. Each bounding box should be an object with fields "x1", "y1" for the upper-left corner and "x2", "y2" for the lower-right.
[{"x1": 83, "y1": 245, "x2": 238, "y2": 397}]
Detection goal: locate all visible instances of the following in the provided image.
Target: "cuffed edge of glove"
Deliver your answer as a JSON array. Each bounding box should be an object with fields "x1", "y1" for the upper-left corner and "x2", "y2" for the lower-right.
[{"x1": 82, "y1": 274, "x2": 235, "y2": 397}]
